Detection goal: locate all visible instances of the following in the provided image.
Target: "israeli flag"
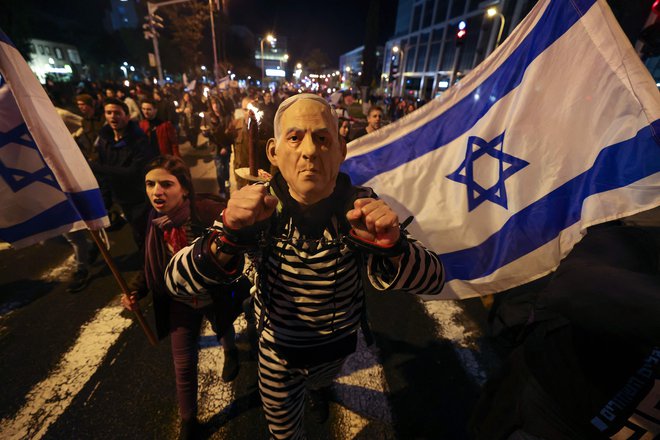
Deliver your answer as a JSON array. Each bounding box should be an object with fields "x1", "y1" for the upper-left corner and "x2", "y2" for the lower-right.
[
  {"x1": 0, "y1": 29, "x2": 108, "y2": 249},
  {"x1": 342, "y1": 0, "x2": 660, "y2": 299},
  {"x1": 217, "y1": 75, "x2": 230, "y2": 90}
]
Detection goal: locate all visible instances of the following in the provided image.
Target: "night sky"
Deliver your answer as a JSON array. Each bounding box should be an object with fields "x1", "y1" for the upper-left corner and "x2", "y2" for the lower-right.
[
  {"x1": 4, "y1": 0, "x2": 399, "y2": 69},
  {"x1": 226, "y1": 0, "x2": 399, "y2": 63}
]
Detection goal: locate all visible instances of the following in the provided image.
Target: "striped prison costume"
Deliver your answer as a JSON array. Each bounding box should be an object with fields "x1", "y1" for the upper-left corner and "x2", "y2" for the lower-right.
[{"x1": 165, "y1": 183, "x2": 445, "y2": 439}]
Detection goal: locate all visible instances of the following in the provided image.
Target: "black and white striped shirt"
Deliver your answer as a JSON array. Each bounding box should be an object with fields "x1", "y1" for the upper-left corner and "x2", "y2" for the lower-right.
[{"x1": 165, "y1": 197, "x2": 445, "y2": 349}]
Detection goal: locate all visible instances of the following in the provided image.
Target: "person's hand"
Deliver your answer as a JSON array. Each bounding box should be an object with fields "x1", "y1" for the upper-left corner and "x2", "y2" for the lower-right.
[
  {"x1": 121, "y1": 291, "x2": 140, "y2": 312},
  {"x1": 223, "y1": 184, "x2": 278, "y2": 230},
  {"x1": 346, "y1": 198, "x2": 400, "y2": 246},
  {"x1": 220, "y1": 147, "x2": 228, "y2": 156}
]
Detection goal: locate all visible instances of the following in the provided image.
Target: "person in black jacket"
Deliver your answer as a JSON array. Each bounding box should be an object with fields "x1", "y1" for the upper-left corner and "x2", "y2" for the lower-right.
[{"x1": 91, "y1": 98, "x2": 159, "y2": 247}]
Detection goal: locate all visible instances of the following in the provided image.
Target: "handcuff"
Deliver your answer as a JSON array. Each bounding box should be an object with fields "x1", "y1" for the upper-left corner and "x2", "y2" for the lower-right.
[{"x1": 342, "y1": 216, "x2": 413, "y2": 258}]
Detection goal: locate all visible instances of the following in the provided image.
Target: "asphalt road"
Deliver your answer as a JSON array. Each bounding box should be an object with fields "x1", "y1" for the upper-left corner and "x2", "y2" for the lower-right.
[{"x1": 0, "y1": 140, "x2": 502, "y2": 440}]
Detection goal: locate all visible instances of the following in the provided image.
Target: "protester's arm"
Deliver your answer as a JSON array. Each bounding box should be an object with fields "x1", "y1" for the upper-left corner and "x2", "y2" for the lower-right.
[
  {"x1": 164, "y1": 228, "x2": 245, "y2": 298},
  {"x1": 367, "y1": 238, "x2": 445, "y2": 295},
  {"x1": 346, "y1": 198, "x2": 444, "y2": 295},
  {"x1": 164, "y1": 184, "x2": 277, "y2": 298}
]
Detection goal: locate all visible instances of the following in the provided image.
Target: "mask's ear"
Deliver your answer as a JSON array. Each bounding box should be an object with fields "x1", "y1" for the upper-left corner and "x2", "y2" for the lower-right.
[{"x1": 266, "y1": 138, "x2": 278, "y2": 166}]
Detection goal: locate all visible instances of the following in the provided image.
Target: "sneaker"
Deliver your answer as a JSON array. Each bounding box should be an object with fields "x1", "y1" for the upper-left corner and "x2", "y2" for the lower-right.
[
  {"x1": 221, "y1": 348, "x2": 240, "y2": 382},
  {"x1": 67, "y1": 269, "x2": 89, "y2": 293},
  {"x1": 307, "y1": 387, "x2": 332, "y2": 424},
  {"x1": 178, "y1": 418, "x2": 201, "y2": 440}
]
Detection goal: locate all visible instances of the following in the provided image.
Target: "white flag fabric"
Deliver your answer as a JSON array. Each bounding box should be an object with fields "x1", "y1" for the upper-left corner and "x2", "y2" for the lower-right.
[
  {"x1": 0, "y1": 29, "x2": 108, "y2": 249},
  {"x1": 217, "y1": 75, "x2": 230, "y2": 90},
  {"x1": 342, "y1": 0, "x2": 660, "y2": 300}
]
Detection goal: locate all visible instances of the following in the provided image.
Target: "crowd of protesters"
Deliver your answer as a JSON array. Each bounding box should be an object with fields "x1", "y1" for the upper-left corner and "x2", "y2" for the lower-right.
[
  {"x1": 42, "y1": 76, "x2": 435, "y2": 438},
  {"x1": 47, "y1": 78, "x2": 425, "y2": 146},
  {"x1": 45, "y1": 78, "x2": 427, "y2": 204},
  {"x1": 39, "y1": 73, "x2": 660, "y2": 440}
]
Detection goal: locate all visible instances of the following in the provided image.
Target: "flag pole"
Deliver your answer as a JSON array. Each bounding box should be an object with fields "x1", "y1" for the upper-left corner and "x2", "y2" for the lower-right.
[{"x1": 88, "y1": 229, "x2": 158, "y2": 346}]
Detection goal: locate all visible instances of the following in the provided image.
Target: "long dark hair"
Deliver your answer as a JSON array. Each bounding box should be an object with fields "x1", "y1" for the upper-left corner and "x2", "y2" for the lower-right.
[{"x1": 144, "y1": 155, "x2": 198, "y2": 221}]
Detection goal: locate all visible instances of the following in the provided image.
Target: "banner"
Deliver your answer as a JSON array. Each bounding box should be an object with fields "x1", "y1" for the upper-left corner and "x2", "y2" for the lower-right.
[
  {"x1": 342, "y1": 0, "x2": 660, "y2": 299},
  {"x1": 0, "y1": 29, "x2": 108, "y2": 249}
]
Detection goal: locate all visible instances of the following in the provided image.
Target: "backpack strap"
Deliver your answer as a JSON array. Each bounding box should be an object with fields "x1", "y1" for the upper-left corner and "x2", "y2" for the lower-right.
[{"x1": 342, "y1": 185, "x2": 378, "y2": 347}]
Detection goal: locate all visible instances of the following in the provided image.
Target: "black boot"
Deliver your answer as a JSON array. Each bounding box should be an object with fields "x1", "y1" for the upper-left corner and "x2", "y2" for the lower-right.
[
  {"x1": 307, "y1": 386, "x2": 332, "y2": 424},
  {"x1": 221, "y1": 348, "x2": 239, "y2": 382},
  {"x1": 178, "y1": 418, "x2": 201, "y2": 440},
  {"x1": 67, "y1": 269, "x2": 89, "y2": 293}
]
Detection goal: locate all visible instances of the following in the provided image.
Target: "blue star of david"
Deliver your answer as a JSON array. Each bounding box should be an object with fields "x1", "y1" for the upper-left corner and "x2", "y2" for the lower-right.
[
  {"x1": 446, "y1": 132, "x2": 528, "y2": 211},
  {"x1": 0, "y1": 123, "x2": 60, "y2": 192}
]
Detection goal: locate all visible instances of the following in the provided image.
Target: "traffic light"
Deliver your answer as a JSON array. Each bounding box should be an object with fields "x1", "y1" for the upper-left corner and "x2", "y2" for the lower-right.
[
  {"x1": 143, "y1": 14, "x2": 165, "y2": 40},
  {"x1": 456, "y1": 21, "x2": 467, "y2": 47}
]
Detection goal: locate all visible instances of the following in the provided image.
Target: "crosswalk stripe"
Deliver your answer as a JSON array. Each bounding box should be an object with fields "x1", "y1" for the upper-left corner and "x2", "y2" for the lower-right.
[
  {"x1": 333, "y1": 331, "x2": 396, "y2": 438},
  {"x1": 423, "y1": 300, "x2": 488, "y2": 386},
  {"x1": 196, "y1": 319, "x2": 396, "y2": 438},
  {"x1": 0, "y1": 304, "x2": 132, "y2": 440},
  {"x1": 198, "y1": 319, "x2": 241, "y2": 422}
]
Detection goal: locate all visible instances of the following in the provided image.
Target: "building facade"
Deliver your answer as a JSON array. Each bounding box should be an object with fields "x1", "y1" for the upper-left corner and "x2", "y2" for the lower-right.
[
  {"x1": 254, "y1": 35, "x2": 289, "y2": 87},
  {"x1": 383, "y1": 0, "x2": 538, "y2": 99},
  {"x1": 27, "y1": 39, "x2": 83, "y2": 84},
  {"x1": 339, "y1": 45, "x2": 384, "y2": 90},
  {"x1": 104, "y1": 0, "x2": 140, "y2": 32}
]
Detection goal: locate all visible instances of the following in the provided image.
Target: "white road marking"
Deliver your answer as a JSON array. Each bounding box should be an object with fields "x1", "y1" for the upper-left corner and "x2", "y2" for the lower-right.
[
  {"x1": 197, "y1": 318, "x2": 242, "y2": 422},
  {"x1": 0, "y1": 304, "x2": 132, "y2": 440},
  {"x1": 197, "y1": 320, "x2": 396, "y2": 439},
  {"x1": 39, "y1": 254, "x2": 76, "y2": 282},
  {"x1": 0, "y1": 292, "x2": 484, "y2": 439},
  {"x1": 333, "y1": 331, "x2": 395, "y2": 438},
  {"x1": 423, "y1": 300, "x2": 488, "y2": 386}
]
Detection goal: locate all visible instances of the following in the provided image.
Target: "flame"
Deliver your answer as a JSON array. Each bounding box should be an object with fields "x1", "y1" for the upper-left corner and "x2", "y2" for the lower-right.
[{"x1": 247, "y1": 103, "x2": 264, "y2": 125}]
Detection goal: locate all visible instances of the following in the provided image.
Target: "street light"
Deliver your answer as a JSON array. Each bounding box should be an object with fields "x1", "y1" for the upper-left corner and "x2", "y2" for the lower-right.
[
  {"x1": 392, "y1": 45, "x2": 407, "y2": 96},
  {"x1": 260, "y1": 34, "x2": 275, "y2": 86},
  {"x1": 487, "y1": 7, "x2": 506, "y2": 48}
]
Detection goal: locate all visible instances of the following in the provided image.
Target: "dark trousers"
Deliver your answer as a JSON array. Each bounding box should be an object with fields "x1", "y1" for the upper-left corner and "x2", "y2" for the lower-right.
[
  {"x1": 169, "y1": 299, "x2": 235, "y2": 421},
  {"x1": 213, "y1": 153, "x2": 230, "y2": 194}
]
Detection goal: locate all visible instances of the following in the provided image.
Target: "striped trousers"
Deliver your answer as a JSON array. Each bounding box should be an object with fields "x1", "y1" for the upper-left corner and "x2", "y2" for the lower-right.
[{"x1": 258, "y1": 341, "x2": 346, "y2": 440}]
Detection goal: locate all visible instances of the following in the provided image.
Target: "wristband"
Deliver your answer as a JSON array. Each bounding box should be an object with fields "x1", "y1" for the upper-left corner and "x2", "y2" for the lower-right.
[
  {"x1": 343, "y1": 229, "x2": 408, "y2": 257},
  {"x1": 212, "y1": 230, "x2": 248, "y2": 255},
  {"x1": 193, "y1": 230, "x2": 243, "y2": 281}
]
